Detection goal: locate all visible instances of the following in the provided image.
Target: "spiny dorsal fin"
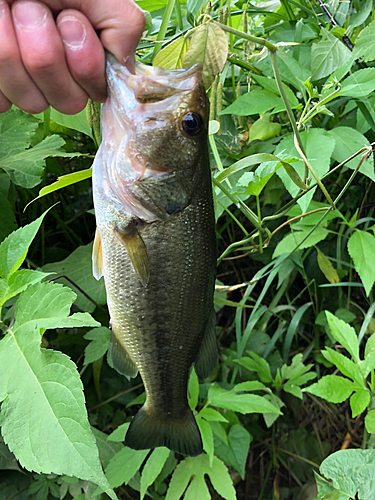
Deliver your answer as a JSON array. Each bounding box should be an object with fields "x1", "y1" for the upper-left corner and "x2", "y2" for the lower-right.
[
  {"x1": 92, "y1": 228, "x2": 103, "y2": 280},
  {"x1": 114, "y1": 221, "x2": 150, "y2": 286},
  {"x1": 110, "y1": 328, "x2": 138, "y2": 379},
  {"x1": 194, "y1": 308, "x2": 218, "y2": 381}
]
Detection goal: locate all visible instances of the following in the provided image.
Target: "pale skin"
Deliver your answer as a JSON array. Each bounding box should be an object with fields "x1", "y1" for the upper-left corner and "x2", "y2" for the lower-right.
[{"x1": 0, "y1": 0, "x2": 145, "y2": 114}]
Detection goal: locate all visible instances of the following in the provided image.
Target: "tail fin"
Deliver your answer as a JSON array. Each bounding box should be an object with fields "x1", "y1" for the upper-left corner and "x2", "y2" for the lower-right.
[{"x1": 125, "y1": 404, "x2": 203, "y2": 457}]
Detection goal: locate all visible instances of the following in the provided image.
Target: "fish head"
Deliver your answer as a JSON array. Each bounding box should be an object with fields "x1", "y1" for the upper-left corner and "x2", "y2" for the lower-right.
[{"x1": 103, "y1": 53, "x2": 209, "y2": 178}]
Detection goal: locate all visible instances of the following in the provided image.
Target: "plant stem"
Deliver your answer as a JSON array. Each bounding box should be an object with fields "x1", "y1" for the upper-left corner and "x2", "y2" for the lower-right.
[
  {"x1": 214, "y1": 22, "x2": 278, "y2": 52},
  {"x1": 152, "y1": 0, "x2": 175, "y2": 59}
]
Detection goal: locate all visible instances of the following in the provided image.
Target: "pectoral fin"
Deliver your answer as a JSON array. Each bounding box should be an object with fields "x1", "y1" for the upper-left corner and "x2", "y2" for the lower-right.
[
  {"x1": 194, "y1": 309, "x2": 218, "y2": 381},
  {"x1": 114, "y1": 221, "x2": 150, "y2": 286},
  {"x1": 110, "y1": 328, "x2": 138, "y2": 378},
  {"x1": 92, "y1": 228, "x2": 103, "y2": 280}
]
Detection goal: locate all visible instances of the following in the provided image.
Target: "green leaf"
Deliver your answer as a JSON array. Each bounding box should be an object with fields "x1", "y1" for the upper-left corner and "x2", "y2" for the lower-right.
[
  {"x1": 197, "y1": 417, "x2": 214, "y2": 466},
  {"x1": 350, "y1": 0, "x2": 373, "y2": 28},
  {"x1": 84, "y1": 327, "x2": 111, "y2": 365},
  {"x1": 234, "y1": 352, "x2": 272, "y2": 383},
  {"x1": 322, "y1": 347, "x2": 363, "y2": 386},
  {"x1": 188, "y1": 368, "x2": 199, "y2": 410},
  {"x1": 199, "y1": 407, "x2": 228, "y2": 422},
  {"x1": 165, "y1": 454, "x2": 236, "y2": 500},
  {"x1": 207, "y1": 386, "x2": 281, "y2": 415},
  {"x1": 273, "y1": 225, "x2": 329, "y2": 258},
  {"x1": 183, "y1": 23, "x2": 228, "y2": 89},
  {"x1": 327, "y1": 127, "x2": 374, "y2": 181},
  {"x1": 42, "y1": 243, "x2": 106, "y2": 312},
  {"x1": 365, "y1": 410, "x2": 375, "y2": 433},
  {"x1": 304, "y1": 375, "x2": 355, "y2": 403},
  {"x1": 91, "y1": 427, "x2": 123, "y2": 470},
  {"x1": 311, "y1": 29, "x2": 351, "y2": 81},
  {"x1": 0, "y1": 135, "x2": 81, "y2": 188},
  {"x1": 140, "y1": 447, "x2": 170, "y2": 500},
  {"x1": 0, "y1": 209, "x2": 51, "y2": 279},
  {"x1": 213, "y1": 424, "x2": 251, "y2": 480},
  {"x1": 105, "y1": 447, "x2": 149, "y2": 488},
  {"x1": 0, "y1": 282, "x2": 115, "y2": 498},
  {"x1": 136, "y1": 0, "x2": 168, "y2": 11},
  {"x1": 250, "y1": 74, "x2": 299, "y2": 109},
  {"x1": 0, "y1": 192, "x2": 17, "y2": 243},
  {"x1": 340, "y1": 68, "x2": 375, "y2": 98},
  {"x1": 275, "y1": 128, "x2": 336, "y2": 213},
  {"x1": 248, "y1": 113, "x2": 281, "y2": 142},
  {"x1": 221, "y1": 89, "x2": 286, "y2": 116},
  {"x1": 154, "y1": 36, "x2": 190, "y2": 69},
  {"x1": 0, "y1": 269, "x2": 52, "y2": 308},
  {"x1": 326, "y1": 311, "x2": 360, "y2": 362},
  {"x1": 350, "y1": 389, "x2": 370, "y2": 418},
  {"x1": 319, "y1": 449, "x2": 375, "y2": 499},
  {"x1": 347, "y1": 230, "x2": 375, "y2": 296},
  {"x1": 215, "y1": 153, "x2": 283, "y2": 183},
  {"x1": 107, "y1": 423, "x2": 130, "y2": 443},
  {"x1": 352, "y1": 20, "x2": 375, "y2": 62},
  {"x1": 0, "y1": 108, "x2": 39, "y2": 157},
  {"x1": 317, "y1": 248, "x2": 340, "y2": 284}
]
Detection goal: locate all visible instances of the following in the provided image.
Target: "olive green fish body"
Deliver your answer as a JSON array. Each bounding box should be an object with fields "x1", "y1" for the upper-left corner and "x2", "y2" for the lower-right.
[{"x1": 92, "y1": 55, "x2": 216, "y2": 456}]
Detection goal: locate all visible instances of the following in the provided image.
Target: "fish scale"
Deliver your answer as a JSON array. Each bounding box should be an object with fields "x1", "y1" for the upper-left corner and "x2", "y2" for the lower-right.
[{"x1": 92, "y1": 53, "x2": 217, "y2": 456}]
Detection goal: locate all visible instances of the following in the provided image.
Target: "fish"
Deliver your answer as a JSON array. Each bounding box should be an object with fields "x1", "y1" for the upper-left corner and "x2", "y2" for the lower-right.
[{"x1": 92, "y1": 53, "x2": 217, "y2": 457}]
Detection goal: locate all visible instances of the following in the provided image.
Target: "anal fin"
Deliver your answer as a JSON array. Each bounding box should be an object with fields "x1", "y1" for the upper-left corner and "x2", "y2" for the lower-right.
[
  {"x1": 194, "y1": 309, "x2": 218, "y2": 381},
  {"x1": 114, "y1": 220, "x2": 150, "y2": 287},
  {"x1": 110, "y1": 328, "x2": 138, "y2": 378},
  {"x1": 92, "y1": 228, "x2": 103, "y2": 280}
]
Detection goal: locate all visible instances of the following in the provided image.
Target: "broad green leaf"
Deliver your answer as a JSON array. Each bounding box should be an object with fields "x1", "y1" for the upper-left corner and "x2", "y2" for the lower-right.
[
  {"x1": 352, "y1": 20, "x2": 375, "y2": 62},
  {"x1": 326, "y1": 312, "x2": 360, "y2": 362},
  {"x1": 199, "y1": 408, "x2": 228, "y2": 423},
  {"x1": 311, "y1": 28, "x2": 351, "y2": 81},
  {"x1": 183, "y1": 23, "x2": 228, "y2": 89},
  {"x1": 347, "y1": 230, "x2": 375, "y2": 296},
  {"x1": 350, "y1": 0, "x2": 373, "y2": 28},
  {"x1": 273, "y1": 225, "x2": 329, "y2": 258},
  {"x1": 0, "y1": 209, "x2": 51, "y2": 279},
  {"x1": 0, "y1": 282, "x2": 115, "y2": 498},
  {"x1": 365, "y1": 410, "x2": 375, "y2": 433},
  {"x1": 316, "y1": 248, "x2": 339, "y2": 284},
  {"x1": 0, "y1": 439, "x2": 21, "y2": 472},
  {"x1": 263, "y1": 393, "x2": 285, "y2": 427},
  {"x1": 250, "y1": 74, "x2": 299, "y2": 109},
  {"x1": 154, "y1": 36, "x2": 190, "y2": 69},
  {"x1": 0, "y1": 192, "x2": 17, "y2": 243},
  {"x1": 340, "y1": 68, "x2": 375, "y2": 99},
  {"x1": 216, "y1": 153, "x2": 282, "y2": 183},
  {"x1": 188, "y1": 368, "x2": 199, "y2": 410},
  {"x1": 210, "y1": 421, "x2": 228, "y2": 445},
  {"x1": 43, "y1": 243, "x2": 106, "y2": 312},
  {"x1": 0, "y1": 108, "x2": 39, "y2": 158},
  {"x1": 34, "y1": 107, "x2": 93, "y2": 137},
  {"x1": 136, "y1": 0, "x2": 168, "y2": 11},
  {"x1": 107, "y1": 423, "x2": 130, "y2": 443},
  {"x1": 140, "y1": 447, "x2": 170, "y2": 500},
  {"x1": 319, "y1": 449, "x2": 375, "y2": 499},
  {"x1": 365, "y1": 334, "x2": 375, "y2": 358},
  {"x1": 0, "y1": 135, "x2": 81, "y2": 188},
  {"x1": 322, "y1": 347, "x2": 363, "y2": 386},
  {"x1": 248, "y1": 114, "x2": 281, "y2": 142},
  {"x1": 221, "y1": 89, "x2": 285, "y2": 116},
  {"x1": 207, "y1": 386, "x2": 281, "y2": 415},
  {"x1": 327, "y1": 127, "x2": 374, "y2": 181},
  {"x1": 84, "y1": 327, "x2": 111, "y2": 365},
  {"x1": 304, "y1": 375, "x2": 355, "y2": 403},
  {"x1": 350, "y1": 389, "x2": 370, "y2": 418},
  {"x1": 275, "y1": 128, "x2": 336, "y2": 213},
  {"x1": 105, "y1": 447, "x2": 149, "y2": 488},
  {"x1": 165, "y1": 454, "x2": 236, "y2": 500},
  {"x1": 234, "y1": 353, "x2": 272, "y2": 383},
  {"x1": 91, "y1": 427, "x2": 123, "y2": 470},
  {"x1": 0, "y1": 269, "x2": 52, "y2": 308},
  {"x1": 197, "y1": 417, "x2": 214, "y2": 466},
  {"x1": 213, "y1": 424, "x2": 251, "y2": 480}
]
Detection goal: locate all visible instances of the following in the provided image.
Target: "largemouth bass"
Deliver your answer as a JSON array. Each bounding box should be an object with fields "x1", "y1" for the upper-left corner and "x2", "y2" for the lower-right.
[{"x1": 92, "y1": 53, "x2": 217, "y2": 457}]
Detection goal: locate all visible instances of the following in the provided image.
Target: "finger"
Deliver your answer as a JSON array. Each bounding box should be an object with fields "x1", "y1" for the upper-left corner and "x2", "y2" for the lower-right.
[
  {"x1": 0, "y1": 89, "x2": 12, "y2": 113},
  {"x1": 0, "y1": 0, "x2": 49, "y2": 113},
  {"x1": 57, "y1": 10, "x2": 107, "y2": 103},
  {"x1": 12, "y1": 0, "x2": 88, "y2": 114}
]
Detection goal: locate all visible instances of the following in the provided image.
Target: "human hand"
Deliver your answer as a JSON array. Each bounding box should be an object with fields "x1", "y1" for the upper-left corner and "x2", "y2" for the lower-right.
[{"x1": 0, "y1": 0, "x2": 145, "y2": 114}]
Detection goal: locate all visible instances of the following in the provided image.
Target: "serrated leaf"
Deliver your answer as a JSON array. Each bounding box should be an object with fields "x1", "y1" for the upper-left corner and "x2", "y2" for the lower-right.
[
  {"x1": 165, "y1": 454, "x2": 236, "y2": 500},
  {"x1": 326, "y1": 311, "x2": 360, "y2": 362},
  {"x1": 140, "y1": 448, "x2": 170, "y2": 500},
  {"x1": 183, "y1": 23, "x2": 228, "y2": 89},
  {"x1": 0, "y1": 282, "x2": 115, "y2": 498},
  {"x1": 43, "y1": 243, "x2": 106, "y2": 312},
  {"x1": 0, "y1": 269, "x2": 52, "y2": 308},
  {"x1": 0, "y1": 209, "x2": 51, "y2": 279},
  {"x1": 319, "y1": 449, "x2": 375, "y2": 499},
  {"x1": 365, "y1": 410, "x2": 375, "y2": 433},
  {"x1": 347, "y1": 230, "x2": 375, "y2": 296},
  {"x1": 84, "y1": 327, "x2": 111, "y2": 365},
  {"x1": 213, "y1": 424, "x2": 251, "y2": 480},
  {"x1": 311, "y1": 28, "x2": 351, "y2": 80},
  {"x1": 317, "y1": 248, "x2": 340, "y2": 284},
  {"x1": 0, "y1": 135, "x2": 81, "y2": 188},
  {"x1": 154, "y1": 36, "x2": 190, "y2": 69},
  {"x1": 207, "y1": 385, "x2": 281, "y2": 415},
  {"x1": 105, "y1": 448, "x2": 149, "y2": 488},
  {"x1": 350, "y1": 389, "x2": 370, "y2": 418},
  {"x1": 322, "y1": 347, "x2": 363, "y2": 385},
  {"x1": 0, "y1": 108, "x2": 39, "y2": 157},
  {"x1": 304, "y1": 375, "x2": 355, "y2": 403}
]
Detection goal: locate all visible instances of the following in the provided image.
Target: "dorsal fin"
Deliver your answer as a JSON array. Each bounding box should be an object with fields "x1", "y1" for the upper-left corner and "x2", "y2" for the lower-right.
[{"x1": 92, "y1": 228, "x2": 103, "y2": 280}]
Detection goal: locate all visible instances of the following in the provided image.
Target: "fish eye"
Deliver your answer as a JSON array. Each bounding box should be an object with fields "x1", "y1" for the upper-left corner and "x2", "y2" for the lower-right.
[{"x1": 181, "y1": 112, "x2": 203, "y2": 136}]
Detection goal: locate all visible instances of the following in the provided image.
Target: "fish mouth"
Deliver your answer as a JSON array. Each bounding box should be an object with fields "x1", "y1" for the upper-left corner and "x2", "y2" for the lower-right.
[{"x1": 105, "y1": 52, "x2": 202, "y2": 104}]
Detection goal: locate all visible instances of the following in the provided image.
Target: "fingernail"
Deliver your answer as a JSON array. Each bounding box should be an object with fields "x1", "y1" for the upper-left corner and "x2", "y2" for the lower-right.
[
  {"x1": 13, "y1": 1, "x2": 47, "y2": 30},
  {"x1": 58, "y1": 16, "x2": 86, "y2": 50}
]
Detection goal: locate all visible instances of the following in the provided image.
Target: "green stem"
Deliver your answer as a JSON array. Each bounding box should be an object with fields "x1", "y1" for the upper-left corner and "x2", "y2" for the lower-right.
[
  {"x1": 152, "y1": 0, "x2": 175, "y2": 59},
  {"x1": 175, "y1": 0, "x2": 183, "y2": 30},
  {"x1": 209, "y1": 134, "x2": 231, "y2": 188},
  {"x1": 256, "y1": 195, "x2": 263, "y2": 253},
  {"x1": 43, "y1": 107, "x2": 51, "y2": 138},
  {"x1": 299, "y1": 88, "x2": 341, "y2": 126},
  {"x1": 214, "y1": 22, "x2": 277, "y2": 52}
]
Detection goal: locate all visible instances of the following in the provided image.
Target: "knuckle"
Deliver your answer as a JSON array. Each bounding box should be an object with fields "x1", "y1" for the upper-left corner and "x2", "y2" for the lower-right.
[
  {"x1": 56, "y1": 95, "x2": 88, "y2": 115},
  {"x1": 25, "y1": 51, "x2": 57, "y2": 74}
]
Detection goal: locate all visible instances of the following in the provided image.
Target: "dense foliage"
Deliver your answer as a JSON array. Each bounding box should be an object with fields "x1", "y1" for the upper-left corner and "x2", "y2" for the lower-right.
[{"x1": 1, "y1": 0, "x2": 375, "y2": 499}]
